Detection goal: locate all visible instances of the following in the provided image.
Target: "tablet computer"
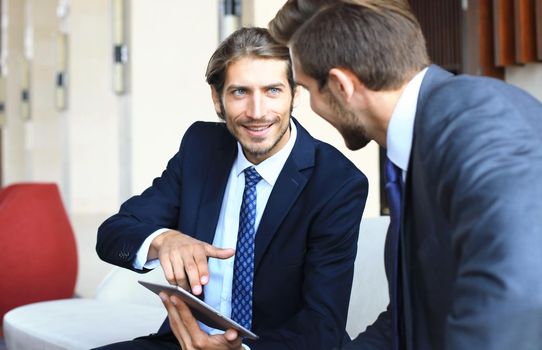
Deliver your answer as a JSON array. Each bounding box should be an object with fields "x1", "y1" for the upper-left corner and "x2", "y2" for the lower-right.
[{"x1": 138, "y1": 280, "x2": 259, "y2": 340}]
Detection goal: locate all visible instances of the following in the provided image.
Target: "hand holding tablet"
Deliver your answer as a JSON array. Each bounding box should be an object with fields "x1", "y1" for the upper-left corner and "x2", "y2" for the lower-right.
[{"x1": 139, "y1": 280, "x2": 259, "y2": 340}]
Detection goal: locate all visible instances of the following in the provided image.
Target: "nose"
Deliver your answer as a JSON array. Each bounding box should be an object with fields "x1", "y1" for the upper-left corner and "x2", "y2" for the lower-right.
[{"x1": 247, "y1": 92, "x2": 266, "y2": 119}]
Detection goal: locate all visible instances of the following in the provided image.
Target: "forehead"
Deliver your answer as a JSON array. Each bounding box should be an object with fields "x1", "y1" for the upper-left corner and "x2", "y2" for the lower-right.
[{"x1": 224, "y1": 56, "x2": 289, "y2": 86}]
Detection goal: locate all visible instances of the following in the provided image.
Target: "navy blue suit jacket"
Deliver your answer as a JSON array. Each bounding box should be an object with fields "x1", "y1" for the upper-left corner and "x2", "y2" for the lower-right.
[
  {"x1": 97, "y1": 118, "x2": 368, "y2": 350},
  {"x1": 346, "y1": 65, "x2": 542, "y2": 350}
]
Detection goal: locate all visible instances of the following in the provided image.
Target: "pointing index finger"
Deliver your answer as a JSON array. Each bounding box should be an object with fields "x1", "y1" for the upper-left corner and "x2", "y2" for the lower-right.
[{"x1": 204, "y1": 244, "x2": 235, "y2": 259}]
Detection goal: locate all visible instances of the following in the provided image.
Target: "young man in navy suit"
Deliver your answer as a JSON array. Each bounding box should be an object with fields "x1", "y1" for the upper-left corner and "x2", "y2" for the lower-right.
[
  {"x1": 269, "y1": 1, "x2": 542, "y2": 350},
  {"x1": 96, "y1": 27, "x2": 368, "y2": 350}
]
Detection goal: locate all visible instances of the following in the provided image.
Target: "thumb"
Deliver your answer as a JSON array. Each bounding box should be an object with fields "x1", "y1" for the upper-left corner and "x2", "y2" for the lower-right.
[
  {"x1": 205, "y1": 245, "x2": 235, "y2": 259},
  {"x1": 224, "y1": 329, "x2": 239, "y2": 342}
]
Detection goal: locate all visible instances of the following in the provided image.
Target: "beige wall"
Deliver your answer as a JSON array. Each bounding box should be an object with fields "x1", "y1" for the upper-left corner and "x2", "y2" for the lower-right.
[
  {"x1": 27, "y1": 0, "x2": 63, "y2": 185},
  {"x1": 67, "y1": 0, "x2": 121, "y2": 214},
  {"x1": 2, "y1": 0, "x2": 121, "y2": 214},
  {"x1": 129, "y1": 0, "x2": 219, "y2": 195},
  {"x1": 506, "y1": 63, "x2": 542, "y2": 102},
  {"x1": 3, "y1": 0, "x2": 26, "y2": 184},
  {"x1": 3, "y1": 0, "x2": 61, "y2": 186}
]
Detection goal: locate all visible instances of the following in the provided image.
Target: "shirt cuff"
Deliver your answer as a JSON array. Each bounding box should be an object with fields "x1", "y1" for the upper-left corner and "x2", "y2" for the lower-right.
[
  {"x1": 132, "y1": 228, "x2": 169, "y2": 270},
  {"x1": 242, "y1": 344, "x2": 251, "y2": 350}
]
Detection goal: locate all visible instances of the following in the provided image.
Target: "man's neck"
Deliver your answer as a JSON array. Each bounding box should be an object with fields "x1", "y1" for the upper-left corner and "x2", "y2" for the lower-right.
[{"x1": 366, "y1": 84, "x2": 409, "y2": 148}]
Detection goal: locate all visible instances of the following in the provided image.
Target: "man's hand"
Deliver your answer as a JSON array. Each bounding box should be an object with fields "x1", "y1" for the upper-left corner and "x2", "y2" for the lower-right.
[
  {"x1": 160, "y1": 293, "x2": 243, "y2": 350},
  {"x1": 149, "y1": 230, "x2": 235, "y2": 295}
]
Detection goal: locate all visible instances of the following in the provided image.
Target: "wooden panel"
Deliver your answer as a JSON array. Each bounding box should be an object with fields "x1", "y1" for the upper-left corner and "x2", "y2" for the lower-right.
[
  {"x1": 464, "y1": 0, "x2": 505, "y2": 78},
  {"x1": 493, "y1": 0, "x2": 516, "y2": 66},
  {"x1": 537, "y1": 0, "x2": 542, "y2": 60},
  {"x1": 409, "y1": 0, "x2": 461, "y2": 73},
  {"x1": 514, "y1": 0, "x2": 537, "y2": 63}
]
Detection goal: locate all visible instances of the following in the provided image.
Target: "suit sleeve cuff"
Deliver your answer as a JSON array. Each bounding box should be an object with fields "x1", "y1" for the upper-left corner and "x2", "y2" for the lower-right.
[{"x1": 132, "y1": 228, "x2": 169, "y2": 270}]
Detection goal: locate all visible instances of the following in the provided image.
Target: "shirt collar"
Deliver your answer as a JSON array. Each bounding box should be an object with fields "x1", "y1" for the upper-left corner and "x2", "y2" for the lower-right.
[
  {"x1": 386, "y1": 67, "x2": 428, "y2": 172},
  {"x1": 234, "y1": 120, "x2": 297, "y2": 186}
]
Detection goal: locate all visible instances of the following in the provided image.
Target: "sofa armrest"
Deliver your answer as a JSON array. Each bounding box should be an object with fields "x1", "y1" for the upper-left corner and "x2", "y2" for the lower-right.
[{"x1": 95, "y1": 266, "x2": 168, "y2": 308}]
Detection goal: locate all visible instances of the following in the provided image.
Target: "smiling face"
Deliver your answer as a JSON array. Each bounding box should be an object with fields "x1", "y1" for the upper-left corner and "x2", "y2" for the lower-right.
[{"x1": 213, "y1": 56, "x2": 296, "y2": 164}]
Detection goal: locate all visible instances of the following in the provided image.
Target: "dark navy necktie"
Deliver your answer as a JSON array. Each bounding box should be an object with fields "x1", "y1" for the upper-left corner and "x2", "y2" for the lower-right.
[
  {"x1": 385, "y1": 158, "x2": 404, "y2": 350},
  {"x1": 231, "y1": 166, "x2": 262, "y2": 330}
]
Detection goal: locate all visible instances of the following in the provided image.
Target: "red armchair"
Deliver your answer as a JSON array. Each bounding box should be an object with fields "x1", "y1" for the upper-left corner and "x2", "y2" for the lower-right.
[{"x1": 0, "y1": 183, "x2": 78, "y2": 334}]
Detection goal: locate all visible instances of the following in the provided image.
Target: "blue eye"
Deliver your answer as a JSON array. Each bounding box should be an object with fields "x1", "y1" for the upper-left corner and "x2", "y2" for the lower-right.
[
  {"x1": 233, "y1": 88, "x2": 246, "y2": 96},
  {"x1": 268, "y1": 87, "x2": 280, "y2": 94}
]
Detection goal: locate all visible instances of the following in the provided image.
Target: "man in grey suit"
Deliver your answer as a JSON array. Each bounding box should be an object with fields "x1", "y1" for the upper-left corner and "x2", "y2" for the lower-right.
[{"x1": 269, "y1": 1, "x2": 542, "y2": 349}]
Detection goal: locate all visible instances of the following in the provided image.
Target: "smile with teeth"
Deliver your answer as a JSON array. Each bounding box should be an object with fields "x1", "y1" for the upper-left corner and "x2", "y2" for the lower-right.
[
  {"x1": 243, "y1": 123, "x2": 274, "y2": 136},
  {"x1": 245, "y1": 125, "x2": 271, "y2": 131}
]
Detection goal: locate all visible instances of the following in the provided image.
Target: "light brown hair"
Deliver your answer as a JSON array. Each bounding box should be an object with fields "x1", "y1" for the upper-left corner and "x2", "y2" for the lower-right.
[{"x1": 205, "y1": 27, "x2": 295, "y2": 97}]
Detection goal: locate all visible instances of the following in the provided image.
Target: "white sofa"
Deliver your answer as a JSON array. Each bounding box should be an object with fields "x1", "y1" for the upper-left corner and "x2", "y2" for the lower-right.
[
  {"x1": 3, "y1": 216, "x2": 389, "y2": 349},
  {"x1": 345, "y1": 216, "x2": 389, "y2": 337}
]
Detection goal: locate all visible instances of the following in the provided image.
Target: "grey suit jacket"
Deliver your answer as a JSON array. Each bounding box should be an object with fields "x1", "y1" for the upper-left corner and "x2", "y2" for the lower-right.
[{"x1": 347, "y1": 65, "x2": 542, "y2": 350}]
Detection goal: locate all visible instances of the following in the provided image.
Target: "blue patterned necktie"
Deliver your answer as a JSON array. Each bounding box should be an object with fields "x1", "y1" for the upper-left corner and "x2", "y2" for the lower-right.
[
  {"x1": 385, "y1": 158, "x2": 404, "y2": 350},
  {"x1": 231, "y1": 166, "x2": 262, "y2": 330}
]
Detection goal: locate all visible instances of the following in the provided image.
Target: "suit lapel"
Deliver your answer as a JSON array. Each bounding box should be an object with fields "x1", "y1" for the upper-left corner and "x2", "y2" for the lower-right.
[
  {"x1": 195, "y1": 133, "x2": 237, "y2": 245},
  {"x1": 401, "y1": 65, "x2": 453, "y2": 349},
  {"x1": 406, "y1": 65, "x2": 453, "y2": 222},
  {"x1": 254, "y1": 118, "x2": 315, "y2": 271}
]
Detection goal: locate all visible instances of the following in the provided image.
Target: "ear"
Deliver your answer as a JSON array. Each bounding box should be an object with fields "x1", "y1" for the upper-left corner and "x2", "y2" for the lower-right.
[
  {"x1": 327, "y1": 68, "x2": 356, "y2": 103},
  {"x1": 210, "y1": 86, "x2": 222, "y2": 114}
]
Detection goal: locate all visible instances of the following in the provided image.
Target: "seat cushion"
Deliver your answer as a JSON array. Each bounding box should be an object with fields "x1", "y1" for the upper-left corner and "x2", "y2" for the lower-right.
[{"x1": 3, "y1": 299, "x2": 166, "y2": 350}]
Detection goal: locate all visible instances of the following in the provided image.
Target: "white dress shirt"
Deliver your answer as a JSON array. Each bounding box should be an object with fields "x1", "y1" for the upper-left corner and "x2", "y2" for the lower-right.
[
  {"x1": 133, "y1": 121, "x2": 298, "y2": 338},
  {"x1": 386, "y1": 67, "x2": 428, "y2": 179}
]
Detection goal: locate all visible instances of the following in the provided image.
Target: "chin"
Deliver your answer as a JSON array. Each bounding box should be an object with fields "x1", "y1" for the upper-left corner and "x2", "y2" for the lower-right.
[
  {"x1": 340, "y1": 128, "x2": 371, "y2": 151},
  {"x1": 346, "y1": 140, "x2": 370, "y2": 151},
  {"x1": 242, "y1": 141, "x2": 271, "y2": 157}
]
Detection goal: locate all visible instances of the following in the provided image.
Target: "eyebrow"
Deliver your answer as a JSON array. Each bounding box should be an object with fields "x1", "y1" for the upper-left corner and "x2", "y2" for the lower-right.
[
  {"x1": 264, "y1": 82, "x2": 288, "y2": 89},
  {"x1": 226, "y1": 84, "x2": 248, "y2": 91},
  {"x1": 226, "y1": 82, "x2": 288, "y2": 91}
]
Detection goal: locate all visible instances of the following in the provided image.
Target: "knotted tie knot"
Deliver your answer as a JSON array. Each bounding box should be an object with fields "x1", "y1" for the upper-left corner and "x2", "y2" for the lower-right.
[{"x1": 244, "y1": 166, "x2": 262, "y2": 188}]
